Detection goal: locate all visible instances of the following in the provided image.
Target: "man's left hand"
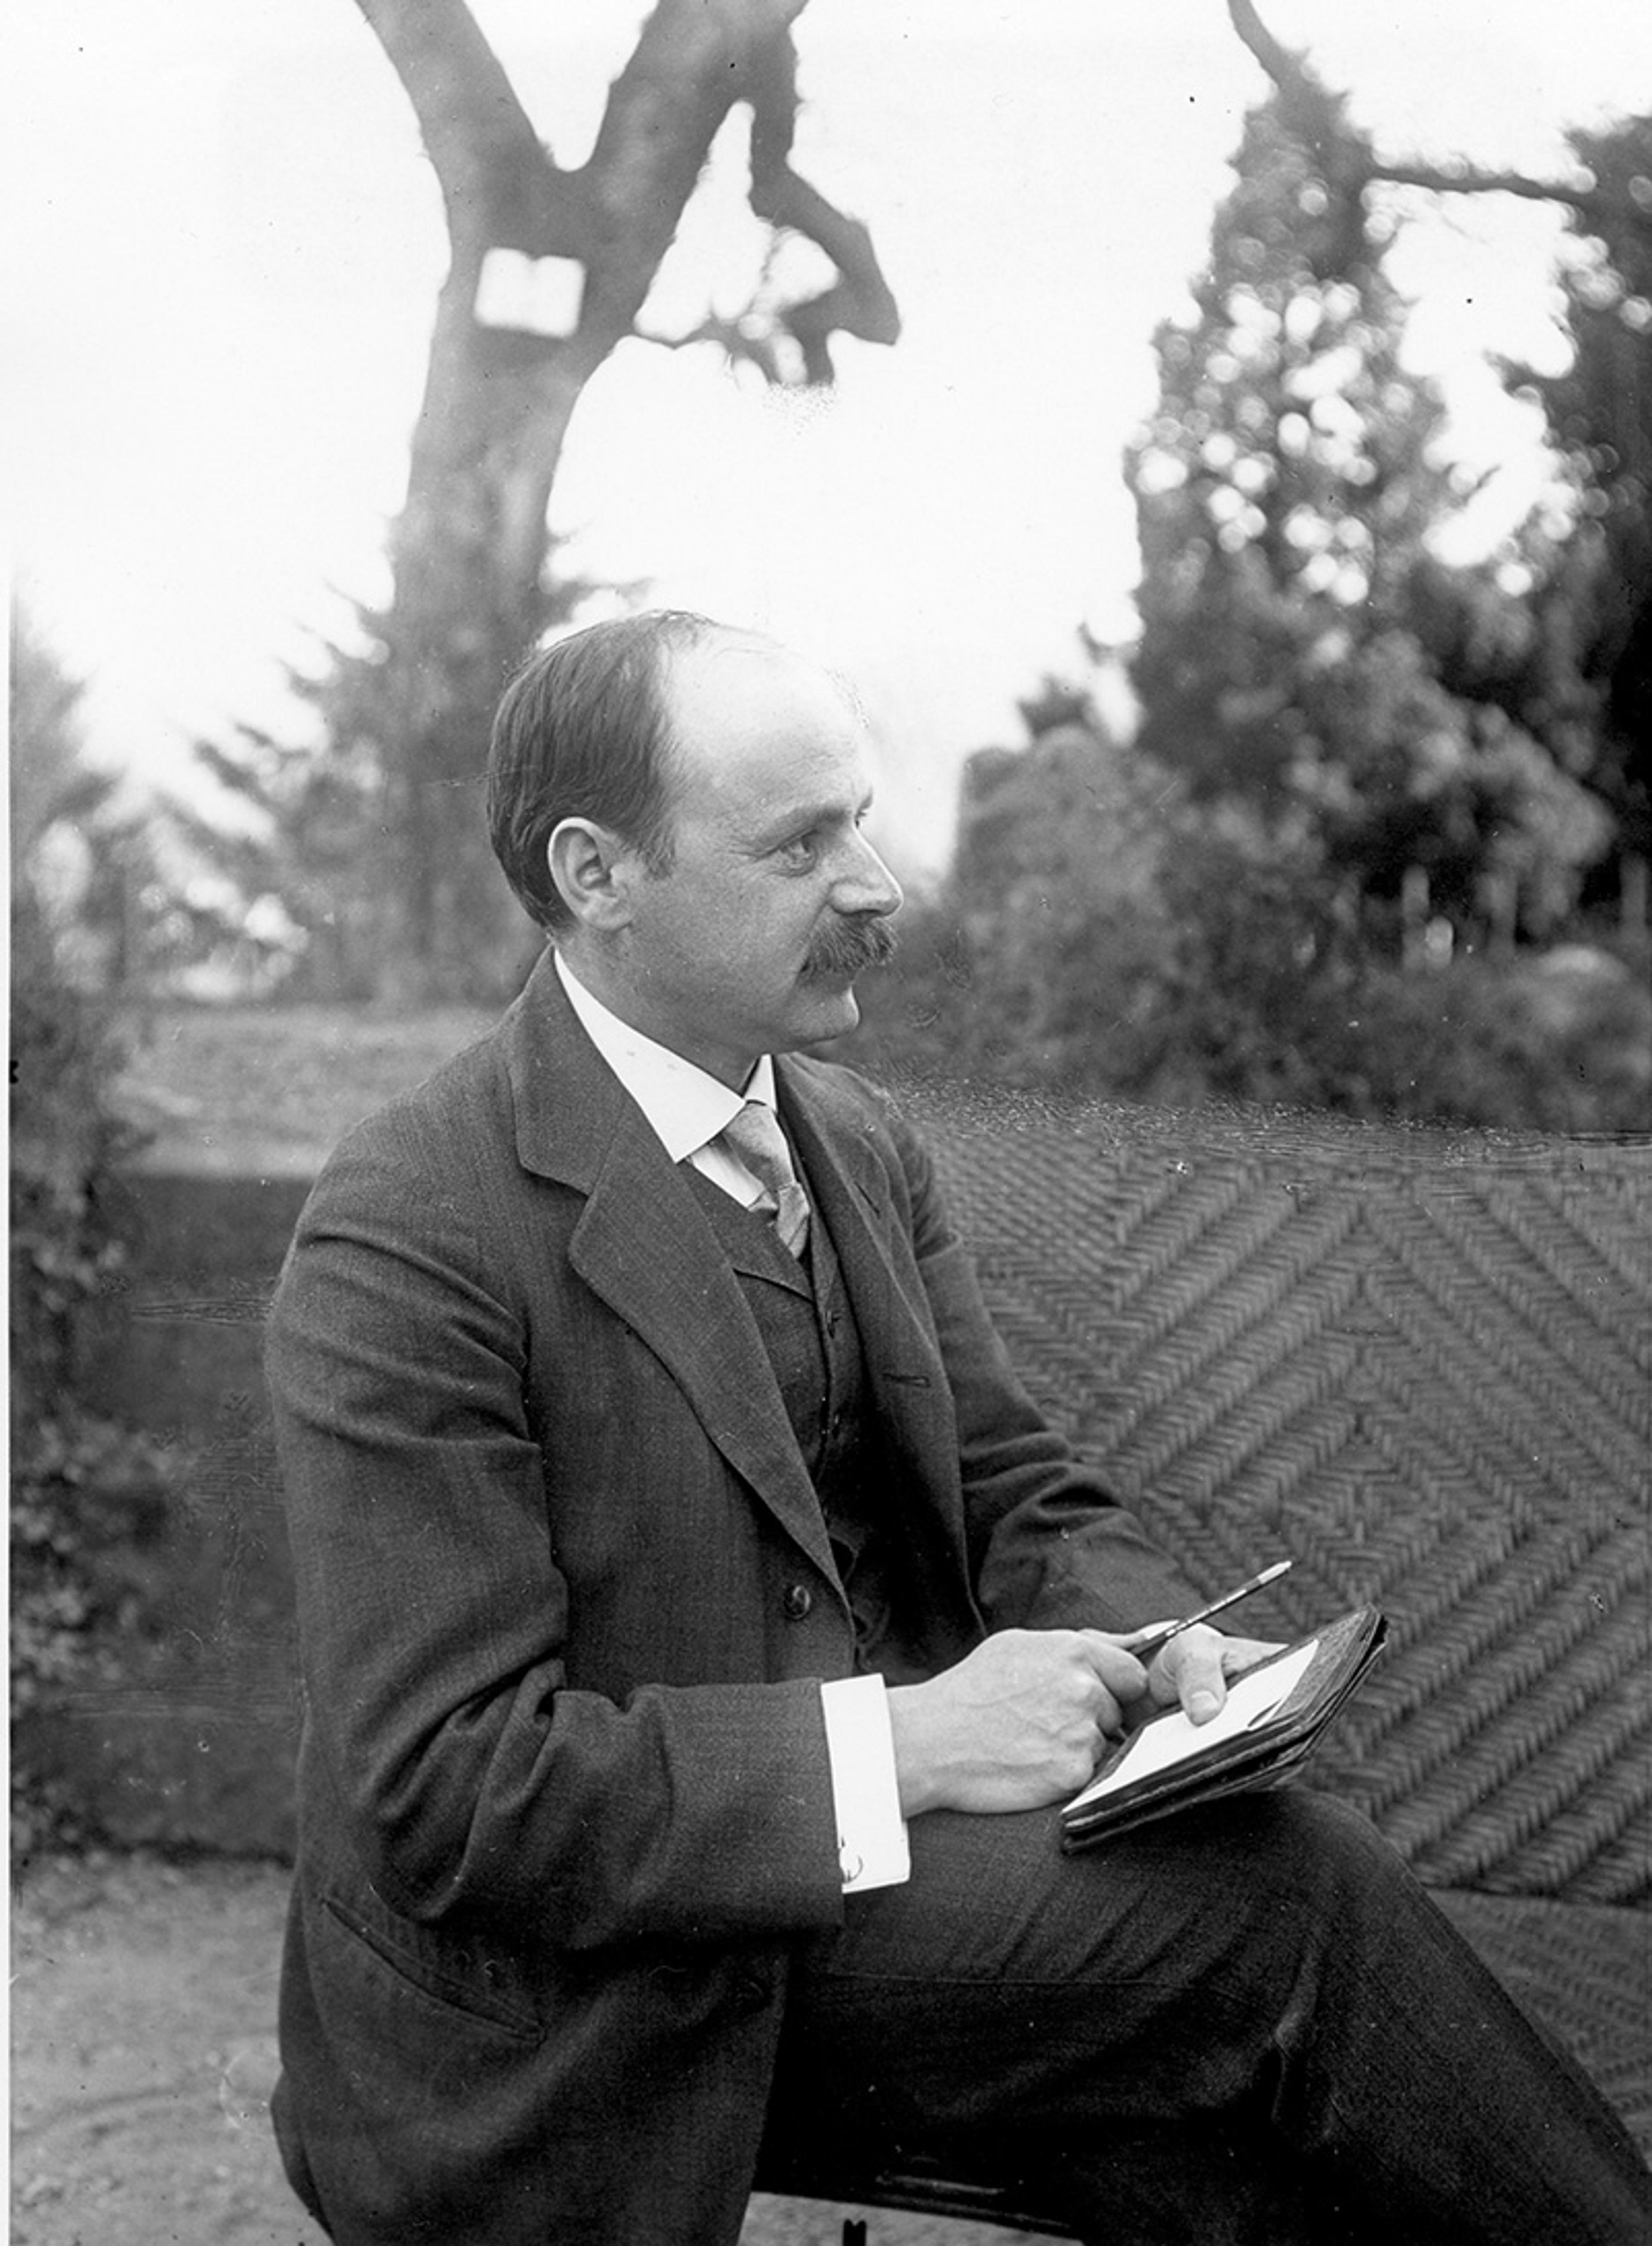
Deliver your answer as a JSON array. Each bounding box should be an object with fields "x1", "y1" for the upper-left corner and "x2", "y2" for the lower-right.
[{"x1": 1144, "y1": 1625, "x2": 1282, "y2": 1726}]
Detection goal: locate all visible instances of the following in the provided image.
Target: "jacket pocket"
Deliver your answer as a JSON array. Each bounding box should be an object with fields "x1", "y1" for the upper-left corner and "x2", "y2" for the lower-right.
[{"x1": 321, "y1": 1892, "x2": 543, "y2": 2044}]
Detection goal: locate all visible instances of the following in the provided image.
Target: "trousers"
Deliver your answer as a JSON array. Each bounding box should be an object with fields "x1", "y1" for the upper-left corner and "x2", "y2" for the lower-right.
[{"x1": 761, "y1": 1789, "x2": 1651, "y2": 2245}]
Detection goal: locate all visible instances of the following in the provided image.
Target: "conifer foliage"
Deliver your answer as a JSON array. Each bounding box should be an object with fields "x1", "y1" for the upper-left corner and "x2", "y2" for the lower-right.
[{"x1": 1127, "y1": 86, "x2": 1609, "y2": 954}]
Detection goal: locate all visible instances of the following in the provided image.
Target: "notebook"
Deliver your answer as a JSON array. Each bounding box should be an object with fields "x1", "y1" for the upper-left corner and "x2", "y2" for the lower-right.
[{"x1": 1060, "y1": 1605, "x2": 1387, "y2": 1851}]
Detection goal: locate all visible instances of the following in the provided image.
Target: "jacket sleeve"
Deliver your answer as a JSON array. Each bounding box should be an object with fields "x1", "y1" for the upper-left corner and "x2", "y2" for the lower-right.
[
  {"x1": 266, "y1": 1100, "x2": 845, "y2": 1953},
  {"x1": 881, "y1": 1103, "x2": 1211, "y2": 1634}
]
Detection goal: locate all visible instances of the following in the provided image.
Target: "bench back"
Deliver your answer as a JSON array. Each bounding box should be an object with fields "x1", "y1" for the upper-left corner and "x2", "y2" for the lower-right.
[{"x1": 909, "y1": 1087, "x2": 1652, "y2": 1906}]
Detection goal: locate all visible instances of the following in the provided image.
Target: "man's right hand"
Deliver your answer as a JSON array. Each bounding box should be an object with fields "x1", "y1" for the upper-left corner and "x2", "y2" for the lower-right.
[{"x1": 885, "y1": 1629, "x2": 1150, "y2": 1817}]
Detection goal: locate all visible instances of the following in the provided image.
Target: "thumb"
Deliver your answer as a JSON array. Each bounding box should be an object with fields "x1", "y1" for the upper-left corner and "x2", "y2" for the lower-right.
[{"x1": 1156, "y1": 1627, "x2": 1230, "y2": 1725}]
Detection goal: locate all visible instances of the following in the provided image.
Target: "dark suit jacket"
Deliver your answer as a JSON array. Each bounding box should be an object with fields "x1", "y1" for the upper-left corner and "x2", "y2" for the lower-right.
[{"x1": 265, "y1": 950, "x2": 1204, "y2": 2246}]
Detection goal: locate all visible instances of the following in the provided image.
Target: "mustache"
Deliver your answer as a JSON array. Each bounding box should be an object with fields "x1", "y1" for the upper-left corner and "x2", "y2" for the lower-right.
[{"x1": 803, "y1": 912, "x2": 899, "y2": 980}]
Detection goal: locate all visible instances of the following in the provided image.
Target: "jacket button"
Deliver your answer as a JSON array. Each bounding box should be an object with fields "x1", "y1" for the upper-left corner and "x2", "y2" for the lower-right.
[{"x1": 781, "y1": 1582, "x2": 814, "y2": 1621}]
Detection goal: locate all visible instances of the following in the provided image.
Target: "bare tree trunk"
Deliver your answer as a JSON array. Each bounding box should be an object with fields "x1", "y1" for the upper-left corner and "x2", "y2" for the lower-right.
[{"x1": 352, "y1": 0, "x2": 898, "y2": 1000}]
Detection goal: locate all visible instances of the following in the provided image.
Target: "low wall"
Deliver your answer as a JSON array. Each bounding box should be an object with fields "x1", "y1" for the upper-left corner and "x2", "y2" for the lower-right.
[
  {"x1": 23, "y1": 1003, "x2": 494, "y2": 1855},
  {"x1": 33, "y1": 1004, "x2": 1650, "y2": 1879},
  {"x1": 31, "y1": 1164, "x2": 313, "y2": 1855}
]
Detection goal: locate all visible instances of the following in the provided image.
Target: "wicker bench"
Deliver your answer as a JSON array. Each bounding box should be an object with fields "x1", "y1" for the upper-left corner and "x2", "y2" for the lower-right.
[{"x1": 753, "y1": 1092, "x2": 1651, "y2": 2240}]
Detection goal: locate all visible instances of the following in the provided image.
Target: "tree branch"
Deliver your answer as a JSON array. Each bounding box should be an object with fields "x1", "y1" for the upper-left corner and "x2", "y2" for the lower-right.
[
  {"x1": 353, "y1": 0, "x2": 570, "y2": 249},
  {"x1": 743, "y1": 25, "x2": 901, "y2": 382},
  {"x1": 1226, "y1": 0, "x2": 1650, "y2": 242},
  {"x1": 629, "y1": 13, "x2": 900, "y2": 384},
  {"x1": 1225, "y1": 0, "x2": 1298, "y2": 93},
  {"x1": 570, "y1": 0, "x2": 805, "y2": 336},
  {"x1": 638, "y1": 311, "x2": 792, "y2": 385},
  {"x1": 1366, "y1": 158, "x2": 1644, "y2": 239}
]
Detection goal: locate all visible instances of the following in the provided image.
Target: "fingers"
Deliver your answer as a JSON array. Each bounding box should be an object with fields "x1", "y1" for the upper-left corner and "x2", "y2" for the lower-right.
[
  {"x1": 1151, "y1": 1626, "x2": 1285, "y2": 1724},
  {"x1": 1073, "y1": 1629, "x2": 1151, "y2": 1704},
  {"x1": 888, "y1": 1628, "x2": 1288, "y2": 1818},
  {"x1": 888, "y1": 1629, "x2": 1141, "y2": 1814},
  {"x1": 1116, "y1": 1616, "x2": 1178, "y2": 1654},
  {"x1": 1038, "y1": 1632, "x2": 1137, "y2": 1748}
]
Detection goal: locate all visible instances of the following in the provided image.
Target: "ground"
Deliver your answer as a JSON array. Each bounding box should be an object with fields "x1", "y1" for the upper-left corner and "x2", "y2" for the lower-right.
[
  {"x1": 10, "y1": 1852, "x2": 1007, "y2": 2246},
  {"x1": 12, "y1": 1855, "x2": 325, "y2": 2246}
]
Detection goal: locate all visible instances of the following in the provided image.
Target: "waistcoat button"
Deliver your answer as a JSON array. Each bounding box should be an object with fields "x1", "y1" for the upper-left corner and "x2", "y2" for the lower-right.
[{"x1": 781, "y1": 1582, "x2": 814, "y2": 1621}]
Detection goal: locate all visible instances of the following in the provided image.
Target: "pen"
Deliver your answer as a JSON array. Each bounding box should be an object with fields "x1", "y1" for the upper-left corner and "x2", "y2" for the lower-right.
[{"x1": 1121, "y1": 1559, "x2": 1294, "y2": 1661}]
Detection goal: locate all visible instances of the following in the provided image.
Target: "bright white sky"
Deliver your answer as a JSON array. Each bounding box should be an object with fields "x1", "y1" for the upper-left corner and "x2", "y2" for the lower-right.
[{"x1": 9, "y1": 0, "x2": 1650, "y2": 874}]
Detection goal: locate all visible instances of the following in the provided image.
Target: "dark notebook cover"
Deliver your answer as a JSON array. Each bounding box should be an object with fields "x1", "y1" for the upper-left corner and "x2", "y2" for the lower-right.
[{"x1": 1060, "y1": 1605, "x2": 1387, "y2": 1851}]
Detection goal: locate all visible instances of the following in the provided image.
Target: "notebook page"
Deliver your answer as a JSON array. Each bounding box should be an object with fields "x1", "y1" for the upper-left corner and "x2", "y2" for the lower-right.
[{"x1": 1065, "y1": 1638, "x2": 1319, "y2": 1811}]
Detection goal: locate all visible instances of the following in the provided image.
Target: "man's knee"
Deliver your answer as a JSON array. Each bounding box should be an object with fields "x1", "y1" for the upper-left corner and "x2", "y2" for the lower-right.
[
  {"x1": 1154, "y1": 1788, "x2": 1421, "y2": 2001},
  {"x1": 1233, "y1": 1787, "x2": 1406, "y2": 1899}
]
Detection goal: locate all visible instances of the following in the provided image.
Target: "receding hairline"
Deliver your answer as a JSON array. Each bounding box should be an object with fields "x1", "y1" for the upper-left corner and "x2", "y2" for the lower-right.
[
  {"x1": 655, "y1": 625, "x2": 871, "y2": 739},
  {"x1": 533, "y1": 615, "x2": 873, "y2": 852}
]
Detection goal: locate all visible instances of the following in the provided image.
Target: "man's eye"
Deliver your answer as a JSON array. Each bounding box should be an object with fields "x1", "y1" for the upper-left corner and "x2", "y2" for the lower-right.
[{"x1": 776, "y1": 833, "x2": 819, "y2": 869}]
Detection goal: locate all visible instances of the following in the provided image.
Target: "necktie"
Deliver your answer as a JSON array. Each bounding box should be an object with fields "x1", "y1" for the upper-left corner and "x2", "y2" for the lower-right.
[{"x1": 718, "y1": 1100, "x2": 811, "y2": 1260}]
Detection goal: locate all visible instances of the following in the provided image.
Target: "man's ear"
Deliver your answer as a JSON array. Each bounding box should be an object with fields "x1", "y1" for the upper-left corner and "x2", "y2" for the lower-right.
[{"x1": 547, "y1": 817, "x2": 640, "y2": 932}]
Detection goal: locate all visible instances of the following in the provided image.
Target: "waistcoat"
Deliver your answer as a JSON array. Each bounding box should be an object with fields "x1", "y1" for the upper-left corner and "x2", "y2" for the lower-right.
[{"x1": 684, "y1": 1164, "x2": 915, "y2": 1677}]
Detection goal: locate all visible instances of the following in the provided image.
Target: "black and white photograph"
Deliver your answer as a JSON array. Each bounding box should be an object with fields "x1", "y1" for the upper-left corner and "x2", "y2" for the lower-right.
[{"x1": 12, "y1": 4, "x2": 1651, "y2": 2241}]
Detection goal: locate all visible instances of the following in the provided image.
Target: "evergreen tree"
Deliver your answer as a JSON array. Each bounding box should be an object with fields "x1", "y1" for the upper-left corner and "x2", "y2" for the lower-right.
[
  {"x1": 183, "y1": 548, "x2": 613, "y2": 1001},
  {"x1": 1521, "y1": 114, "x2": 1652, "y2": 901},
  {"x1": 10, "y1": 607, "x2": 171, "y2": 992},
  {"x1": 10, "y1": 610, "x2": 167, "y2": 1846},
  {"x1": 905, "y1": 47, "x2": 1649, "y2": 1128},
  {"x1": 1413, "y1": 114, "x2": 1652, "y2": 928},
  {"x1": 1127, "y1": 85, "x2": 1609, "y2": 951}
]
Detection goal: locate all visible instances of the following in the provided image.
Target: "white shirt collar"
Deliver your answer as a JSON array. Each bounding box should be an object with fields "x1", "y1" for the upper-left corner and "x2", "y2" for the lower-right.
[{"x1": 554, "y1": 949, "x2": 777, "y2": 1164}]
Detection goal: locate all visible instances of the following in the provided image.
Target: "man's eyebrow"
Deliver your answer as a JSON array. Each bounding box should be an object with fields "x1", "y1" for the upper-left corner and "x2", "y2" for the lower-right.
[{"x1": 746, "y1": 788, "x2": 875, "y2": 845}]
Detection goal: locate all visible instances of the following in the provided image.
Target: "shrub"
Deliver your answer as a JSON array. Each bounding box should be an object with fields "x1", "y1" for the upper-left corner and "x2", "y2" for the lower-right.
[{"x1": 9, "y1": 885, "x2": 163, "y2": 1853}]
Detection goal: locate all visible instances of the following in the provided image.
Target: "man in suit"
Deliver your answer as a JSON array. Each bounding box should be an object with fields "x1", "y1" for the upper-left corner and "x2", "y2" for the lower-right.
[{"x1": 266, "y1": 610, "x2": 1650, "y2": 2245}]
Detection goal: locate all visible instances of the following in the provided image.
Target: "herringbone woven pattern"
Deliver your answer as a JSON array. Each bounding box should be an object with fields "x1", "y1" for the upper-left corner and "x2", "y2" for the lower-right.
[
  {"x1": 910, "y1": 1093, "x2": 1652, "y2": 1907},
  {"x1": 1438, "y1": 1891, "x2": 1652, "y2": 2150}
]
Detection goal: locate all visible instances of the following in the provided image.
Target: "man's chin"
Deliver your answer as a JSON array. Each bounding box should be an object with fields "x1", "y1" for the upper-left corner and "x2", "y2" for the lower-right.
[{"x1": 789, "y1": 983, "x2": 862, "y2": 1047}]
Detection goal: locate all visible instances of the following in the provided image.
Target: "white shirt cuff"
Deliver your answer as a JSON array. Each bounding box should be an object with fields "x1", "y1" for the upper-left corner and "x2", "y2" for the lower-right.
[{"x1": 820, "y1": 1674, "x2": 910, "y2": 1892}]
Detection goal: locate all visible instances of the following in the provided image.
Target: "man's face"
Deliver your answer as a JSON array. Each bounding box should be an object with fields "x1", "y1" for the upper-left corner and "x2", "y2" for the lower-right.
[{"x1": 609, "y1": 638, "x2": 903, "y2": 1087}]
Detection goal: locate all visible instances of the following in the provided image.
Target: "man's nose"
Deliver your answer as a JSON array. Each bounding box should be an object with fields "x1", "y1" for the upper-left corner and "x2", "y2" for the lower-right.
[{"x1": 836, "y1": 829, "x2": 903, "y2": 918}]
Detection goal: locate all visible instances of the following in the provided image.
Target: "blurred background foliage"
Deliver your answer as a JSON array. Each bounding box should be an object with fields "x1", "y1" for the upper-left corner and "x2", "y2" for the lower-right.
[
  {"x1": 11, "y1": 618, "x2": 171, "y2": 1849},
  {"x1": 13, "y1": 71, "x2": 1652, "y2": 1138},
  {"x1": 850, "y1": 91, "x2": 1651, "y2": 1131}
]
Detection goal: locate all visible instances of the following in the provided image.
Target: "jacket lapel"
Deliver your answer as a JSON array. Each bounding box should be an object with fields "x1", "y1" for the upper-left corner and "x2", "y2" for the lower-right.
[
  {"x1": 776, "y1": 1055, "x2": 946, "y2": 1394},
  {"x1": 502, "y1": 955, "x2": 841, "y2": 1585},
  {"x1": 777, "y1": 1058, "x2": 978, "y2": 1617}
]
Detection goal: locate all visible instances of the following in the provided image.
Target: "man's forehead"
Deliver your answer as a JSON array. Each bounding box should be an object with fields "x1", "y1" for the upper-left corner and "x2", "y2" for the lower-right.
[
  {"x1": 662, "y1": 634, "x2": 871, "y2": 768},
  {"x1": 668, "y1": 629, "x2": 859, "y2": 706}
]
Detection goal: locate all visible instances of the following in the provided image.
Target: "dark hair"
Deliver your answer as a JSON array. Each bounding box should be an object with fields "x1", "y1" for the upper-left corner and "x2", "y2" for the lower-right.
[{"x1": 486, "y1": 609, "x2": 723, "y2": 934}]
